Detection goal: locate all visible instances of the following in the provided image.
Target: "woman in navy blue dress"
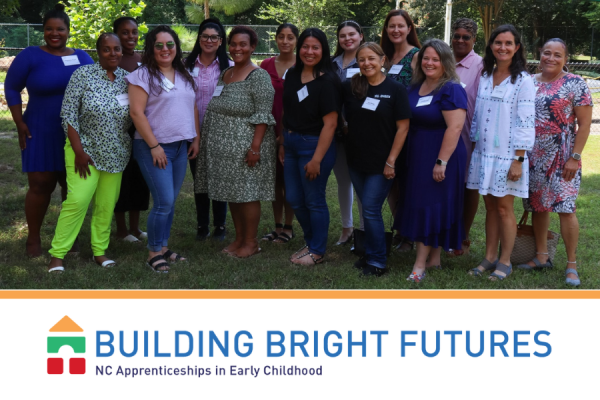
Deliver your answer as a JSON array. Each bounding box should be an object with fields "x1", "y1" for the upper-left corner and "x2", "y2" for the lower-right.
[
  {"x1": 5, "y1": 4, "x2": 93, "y2": 257},
  {"x1": 393, "y1": 39, "x2": 467, "y2": 282}
]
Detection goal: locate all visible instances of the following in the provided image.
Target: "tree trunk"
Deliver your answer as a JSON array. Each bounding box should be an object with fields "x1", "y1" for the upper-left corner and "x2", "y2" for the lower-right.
[
  {"x1": 478, "y1": 0, "x2": 505, "y2": 43},
  {"x1": 204, "y1": 0, "x2": 209, "y2": 19}
]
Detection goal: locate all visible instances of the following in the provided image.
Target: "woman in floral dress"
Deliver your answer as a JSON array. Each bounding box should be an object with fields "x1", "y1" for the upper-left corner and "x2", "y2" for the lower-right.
[{"x1": 519, "y1": 38, "x2": 593, "y2": 287}]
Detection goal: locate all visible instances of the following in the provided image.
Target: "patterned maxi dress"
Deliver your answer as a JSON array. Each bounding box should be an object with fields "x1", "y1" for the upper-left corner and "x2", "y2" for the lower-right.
[
  {"x1": 195, "y1": 68, "x2": 276, "y2": 203},
  {"x1": 523, "y1": 73, "x2": 593, "y2": 213}
]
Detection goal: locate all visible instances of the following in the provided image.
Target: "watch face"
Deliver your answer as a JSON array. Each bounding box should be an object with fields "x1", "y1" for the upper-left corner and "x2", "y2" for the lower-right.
[{"x1": 573, "y1": 153, "x2": 581, "y2": 160}]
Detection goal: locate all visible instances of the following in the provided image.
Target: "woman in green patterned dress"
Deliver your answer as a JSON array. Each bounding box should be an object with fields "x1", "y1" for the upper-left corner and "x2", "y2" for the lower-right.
[{"x1": 195, "y1": 26, "x2": 276, "y2": 258}]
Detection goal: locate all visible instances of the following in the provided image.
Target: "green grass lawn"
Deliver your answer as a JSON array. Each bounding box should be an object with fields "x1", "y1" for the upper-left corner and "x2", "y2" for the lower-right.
[{"x1": 1, "y1": 135, "x2": 599, "y2": 289}]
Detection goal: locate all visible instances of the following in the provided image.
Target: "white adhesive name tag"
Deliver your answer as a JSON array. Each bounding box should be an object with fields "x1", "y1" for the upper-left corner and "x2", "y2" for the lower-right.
[
  {"x1": 297, "y1": 85, "x2": 309, "y2": 102},
  {"x1": 137, "y1": 62, "x2": 142, "y2": 67},
  {"x1": 191, "y1": 67, "x2": 199, "y2": 77},
  {"x1": 346, "y1": 68, "x2": 360, "y2": 79},
  {"x1": 389, "y1": 64, "x2": 403, "y2": 75},
  {"x1": 362, "y1": 97, "x2": 380, "y2": 111},
  {"x1": 282, "y1": 69, "x2": 288, "y2": 80},
  {"x1": 161, "y1": 78, "x2": 174, "y2": 92},
  {"x1": 491, "y1": 85, "x2": 507, "y2": 99},
  {"x1": 62, "y1": 55, "x2": 80, "y2": 66},
  {"x1": 212, "y1": 85, "x2": 224, "y2": 97},
  {"x1": 461, "y1": 82, "x2": 467, "y2": 88},
  {"x1": 116, "y1": 93, "x2": 129, "y2": 106},
  {"x1": 416, "y1": 96, "x2": 433, "y2": 107}
]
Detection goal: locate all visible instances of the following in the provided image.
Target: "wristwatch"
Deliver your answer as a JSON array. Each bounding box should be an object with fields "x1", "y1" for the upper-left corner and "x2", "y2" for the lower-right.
[
  {"x1": 572, "y1": 153, "x2": 581, "y2": 161},
  {"x1": 436, "y1": 158, "x2": 447, "y2": 166},
  {"x1": 513, "y1": 155, "x2": 525, "y2": 162}
]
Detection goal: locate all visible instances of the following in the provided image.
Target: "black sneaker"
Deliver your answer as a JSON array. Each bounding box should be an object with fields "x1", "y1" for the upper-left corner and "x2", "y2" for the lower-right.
[
  {"x1": 361, "y1": 264, "x2": 387, "y2": 277},
  {"x1": 354, "y1": 257, "x2": 367, "y2": 270},
  {"x1": 196, "y1": 226, "x2": 210, "y2": 241},
  {"x1": 212, "y1": 226, "x2": 226, "y2": 241}
]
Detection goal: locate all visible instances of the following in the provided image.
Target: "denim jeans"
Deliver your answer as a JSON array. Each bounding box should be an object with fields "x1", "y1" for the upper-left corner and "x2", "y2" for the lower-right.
[
  {"x1": 134, "y1": 139, "x2": 188, "y2": 252},
  {"x1": 348, "y1": 167, "x2": 394, "y2": 269},
  {"x1": 283, "y1": 131, "x2": 336, "y2": 256},
  {"x1": 188, "y1": 154, "x2": 227, "y2": 227}
]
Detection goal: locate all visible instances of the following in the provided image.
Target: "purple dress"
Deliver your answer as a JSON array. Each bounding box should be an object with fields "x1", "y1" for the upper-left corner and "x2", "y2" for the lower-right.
[
  {"x1": 5, "y1": 47, "x2": 94, "y2": 172},
  {"x1": 393, "y1": 81, "x2": 468, "y2": 250}
]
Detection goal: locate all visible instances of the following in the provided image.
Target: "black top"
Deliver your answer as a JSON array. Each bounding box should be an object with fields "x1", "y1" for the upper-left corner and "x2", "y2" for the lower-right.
[
  {"x1": 343, "y1": 77, "x2": 411, "y2": 174},
  {"x1": 282, "y1": 67, "x2": 342, "y2": 136}
]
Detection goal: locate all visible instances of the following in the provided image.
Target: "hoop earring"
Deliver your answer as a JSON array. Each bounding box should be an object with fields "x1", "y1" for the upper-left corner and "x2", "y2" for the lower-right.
[{"x1": 563, "y1": 64, "x2": 569, "y2": 73}]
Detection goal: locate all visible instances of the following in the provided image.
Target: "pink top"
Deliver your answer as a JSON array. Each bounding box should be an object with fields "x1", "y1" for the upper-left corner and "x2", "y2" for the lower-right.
[
  {"x1": 260, "y1": 57, "x2": 286, "y2": 136},
  {"x1": 455, "y1": 49, "x2": 483, "y2": 179},
  {"x1": 125, "y1": 67, "x2": 197, "y2": 143},
  {"x1": 193, "y1": 56, "x2": 234, "y2": 127}
]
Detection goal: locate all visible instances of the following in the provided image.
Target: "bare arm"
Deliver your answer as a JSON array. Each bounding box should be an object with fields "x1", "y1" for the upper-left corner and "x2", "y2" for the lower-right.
[
  {"x1": 245, "y1": 123, "x2": 268, "y2": 167},
  {"x1": 129, "y1": 84, "x2": 167, "y2": 169},
  {"x1": 8, "y1": 104, "x2": 30, "y2": 151},
  {"x1": 563, "y1": 105, "x2": 592, "y2": 182},
  {"x1": 187, "y1": 103, "x2": 200, "y2": 160},
  {"x1": 434, "y1": 108, "x2": 466, "y2": 182},
  {"x1": 304, "y1": 111, "x2": 337, "y2": 181},
  {"x1": 384, "y1": 119, "x2": 410, "y2": 179}
]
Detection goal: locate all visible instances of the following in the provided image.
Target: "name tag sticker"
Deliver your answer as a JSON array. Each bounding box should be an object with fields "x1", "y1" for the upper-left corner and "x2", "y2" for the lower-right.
[
  {"x1": 116, "y1": 93, "x2": 129, "y2": 106},
  {"x1": 191, "y1": 67, "x2": 199, "y2": 77},
  {"x1": 297, "y1": 85, "x2": 309, "y2": 102},
  {"x1": 282, "y1": 69, "x2": 288, "y2": 80},
  {"x1": 137, "y1": 62, "x2": 142, "y2": 67},
  {"x1": 416, "y1": 96, "x2": 433, "y2": 107},
  {"x1": 461, "y1": 82, "x2": 467, "y2": 88},
  {"x1": 362, "y1": 97, "x2": 380, "y2": 111},
  {"x1": 213, "y1": 85, "x2": 224, "y2": 97},
  {"x1": 346, "y1": 68, "x2": 360, "y2": 79},
  {"x1": 62, "y1": 55, "x2": 80, "y2": 66},
  {"x1": 491, "y1": 85, "x2": 507, "y2": 99},
  {"x1": 389, "y1": 64, "x2": 403, "y2": 75},
  {"x1": 161, "y1": 78, "x2": 174, "y2": 92}
]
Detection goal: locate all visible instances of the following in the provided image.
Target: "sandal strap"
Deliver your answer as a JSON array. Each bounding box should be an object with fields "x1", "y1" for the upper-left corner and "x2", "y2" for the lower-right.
[
  {"x1": 565, "y1": 268, "x2": 579, "y2": 277},
  {"x1": 148, "y1": 254, "x2": 166, "y2": 265},
  {"x1": 262, "y1": 231, "x2": 279, "y2": 241},
  {"x1": 495, "y1": 262, "x2": 512, "y2": 274},
  {"x1": 296, "y1": 251, "x2": 323, "y2": 264},
  {"x1": 567, "y1": 260, "x2": 577, "y2": 264},
  {"x1": 163, "y1": 250, "x2": 183, "y2": 260},
  {"x1": 479, "y1": 258, "x2": 498, "y2": 271},
  {"x1": 283, "y1": 224, "x2": 293, "y2": 230},
  {"x1": 532, "y1": 257, "x2": 541, "y2": 267},
  {"x1": 274, "y1": 232, "x2": 292, "y2": 242},
  {"x1": 275, "y1": 223, "x2": 284, "y2": 229},
  {"x1": 536, "y1": 252, "x2": 549, "y2": 255}
]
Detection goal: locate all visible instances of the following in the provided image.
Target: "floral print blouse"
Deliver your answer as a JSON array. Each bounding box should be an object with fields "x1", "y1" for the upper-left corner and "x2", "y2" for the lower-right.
[{"x1": 61, "y1": 62, "x2": 132, "y2": 173}]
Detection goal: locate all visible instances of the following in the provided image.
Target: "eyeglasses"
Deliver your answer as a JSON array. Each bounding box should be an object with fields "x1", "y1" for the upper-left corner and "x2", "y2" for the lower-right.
[
  {"x1": 200, "y1": 34, "x2": 221, "y2": 42},
  {"x1": 452, "y1": 34, "x2": 473, "y2": 41},
  {"x1": 154, "y1": 41, "x2": 175, "y2": 50}
]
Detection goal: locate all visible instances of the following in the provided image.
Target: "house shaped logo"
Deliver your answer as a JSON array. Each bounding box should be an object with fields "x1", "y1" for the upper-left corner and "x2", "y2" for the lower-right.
[{"x1": 47, "y1": 316, "x2": 86, "y2": 375}]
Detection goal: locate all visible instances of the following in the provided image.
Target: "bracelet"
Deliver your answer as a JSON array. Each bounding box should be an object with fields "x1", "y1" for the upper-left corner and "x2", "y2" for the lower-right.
[
  {"x1": 385, "y1": 162, "x2": 395, "y2": 169},
  {"x1": 248, "y1": 147, "x2": 260, "y2": 156},
  {"x1": 149, "y1": 143, "x2": 160, "y2": 150}
]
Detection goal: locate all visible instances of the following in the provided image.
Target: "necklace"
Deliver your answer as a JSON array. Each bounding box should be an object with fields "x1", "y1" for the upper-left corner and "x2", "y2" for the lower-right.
[
  {"x1": 230, "y1": 61, "x2": 253, "y2": 79},
  {"x1": 539, "y1": 70, "x2": 564, "y2": 84}
]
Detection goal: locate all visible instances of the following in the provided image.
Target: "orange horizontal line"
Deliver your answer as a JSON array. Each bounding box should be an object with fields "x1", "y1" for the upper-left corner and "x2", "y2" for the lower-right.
[{"x1": 0, "y1": 290, "x2": 598, "y2": 299}]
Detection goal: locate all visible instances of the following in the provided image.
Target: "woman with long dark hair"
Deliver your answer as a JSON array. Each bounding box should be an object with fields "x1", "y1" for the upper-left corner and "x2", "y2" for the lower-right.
[
  {"x1": 260, "y1": 23, "x2": 299, "y2": 244},
  {"x1": 5, "y1": 4, "x2": 93, "y2": 257},
  {"x1": 280, "y1": 28, "x2": 342, "y2": 265},
  {"x1": 331, "y1": 20, "x2": 365, "y2": 247},
  {"x1": 467, "y1": 25, "x2": 535, "y2": 281},
  {"x1": 126, "y1": 25, "x2": 200, "y2": 273},
  {"x1": 185, "y1": 18, "x2": 232, "y2": 241}
]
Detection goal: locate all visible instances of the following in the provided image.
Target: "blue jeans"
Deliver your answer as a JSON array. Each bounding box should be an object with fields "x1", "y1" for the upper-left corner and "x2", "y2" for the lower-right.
[
  {"x1": 134, "y1": 139, "x2": 188, "y2": 252},
  {"x1": 283, "y1": 131, "x2": 336, "y2": 255},
  {"x1": 349, "y1": 167, "x2": 394, "y2": 269}
]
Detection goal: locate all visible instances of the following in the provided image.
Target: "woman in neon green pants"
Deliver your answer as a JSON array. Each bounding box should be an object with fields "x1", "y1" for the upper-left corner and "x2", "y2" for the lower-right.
[{"x1": 47, "y1": 33, "x2": 133, "y2": 272}]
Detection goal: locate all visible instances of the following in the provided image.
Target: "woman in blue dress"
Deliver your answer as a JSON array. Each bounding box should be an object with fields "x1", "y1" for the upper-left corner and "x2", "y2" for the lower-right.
[
  {"x1": 393, "y1": 39, "x2": 468, "y2": 282},
  {"x1": 5, "y1": 4, "x2": 93, "y2": 257}
]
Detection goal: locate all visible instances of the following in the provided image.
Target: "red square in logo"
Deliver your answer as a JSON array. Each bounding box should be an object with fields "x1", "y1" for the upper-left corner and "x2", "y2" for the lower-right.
[
  {"x1": 69, "y1": 358, "x2": 85, "y2": 374},
  {"x1": 47, "y1": 358, "x2": 63, "y2": 374}
]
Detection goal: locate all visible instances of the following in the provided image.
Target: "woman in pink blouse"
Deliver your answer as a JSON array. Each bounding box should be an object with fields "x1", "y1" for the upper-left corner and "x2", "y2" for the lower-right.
[
  {"x1": 259, "y1": 23, "x2": 298, "y2": 244},
  {"x1": 185, "y1": 18, "x2": 233, "y2": 241}
]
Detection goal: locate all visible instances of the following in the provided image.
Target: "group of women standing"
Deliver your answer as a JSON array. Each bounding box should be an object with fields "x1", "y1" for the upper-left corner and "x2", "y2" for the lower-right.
[{"x1": 5, "y1": 5, "x2": 592, "y2": 286}]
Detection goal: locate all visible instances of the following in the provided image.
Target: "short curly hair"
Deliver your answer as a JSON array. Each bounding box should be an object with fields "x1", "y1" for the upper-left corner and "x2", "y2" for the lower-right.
[
  {"x1": 228, "y1": 25, "x2": 258, "y2": 47},
  {"x1": 452, "y1": 18, "x2": 477, "y2": 39}
]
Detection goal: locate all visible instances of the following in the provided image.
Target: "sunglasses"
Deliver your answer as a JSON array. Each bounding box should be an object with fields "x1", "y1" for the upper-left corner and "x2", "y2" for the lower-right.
[
  {"x1": 452, "y1": 34, "x2": 473, "y2": 41},
  {"x1": 200, "y1": 34, "x2": 221, "y2": 42},
  {"x1": 154, "y1": 41, "x2": 175, "y2": 50}
]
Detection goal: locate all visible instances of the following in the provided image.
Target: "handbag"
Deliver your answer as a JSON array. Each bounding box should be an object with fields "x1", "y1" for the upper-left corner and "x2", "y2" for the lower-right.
[
  {"x1": 509, "y1": 211, "x2": 560, "y2": 265},
  {"x1": 353, "y1": 229, "x2": 393, "y2": 258}
]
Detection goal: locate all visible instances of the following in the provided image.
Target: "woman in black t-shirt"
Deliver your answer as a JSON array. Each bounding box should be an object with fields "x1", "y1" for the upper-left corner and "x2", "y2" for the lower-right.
[
  {"x1": 280, "y1": 28, "x2": 342, "y2": 265},
  {"x1": 343, "y1": 43, "x2": 411, "y2": 277}
]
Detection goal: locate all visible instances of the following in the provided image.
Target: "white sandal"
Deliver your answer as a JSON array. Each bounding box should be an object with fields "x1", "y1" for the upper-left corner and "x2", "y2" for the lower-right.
[
  {"x1": 48, "y1": 266, "x2": 64, "y2": 273},
  {"x1": 122, "y1": 234, "x2": 140, "y2": 243}
]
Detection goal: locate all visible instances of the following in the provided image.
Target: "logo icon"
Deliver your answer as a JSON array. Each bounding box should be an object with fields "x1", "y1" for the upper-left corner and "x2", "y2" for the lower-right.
[{"x1": 47, "y1": 316, "x2": 86, "y2": 375}]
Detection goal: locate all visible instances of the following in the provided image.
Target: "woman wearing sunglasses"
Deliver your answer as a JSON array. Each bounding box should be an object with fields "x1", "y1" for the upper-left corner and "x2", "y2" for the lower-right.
[
  {"x1": 185, "y1": 18, "x2": 233, "y2": 241},
  {"x1": 126, "y1": 25, "x2": 200, "y2": 273}
]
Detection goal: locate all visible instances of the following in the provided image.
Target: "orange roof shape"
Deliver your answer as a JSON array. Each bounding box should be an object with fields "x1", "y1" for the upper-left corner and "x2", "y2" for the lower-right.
[{"x1": 49, "y1": 316, "x2": 83, "y2": 332}]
